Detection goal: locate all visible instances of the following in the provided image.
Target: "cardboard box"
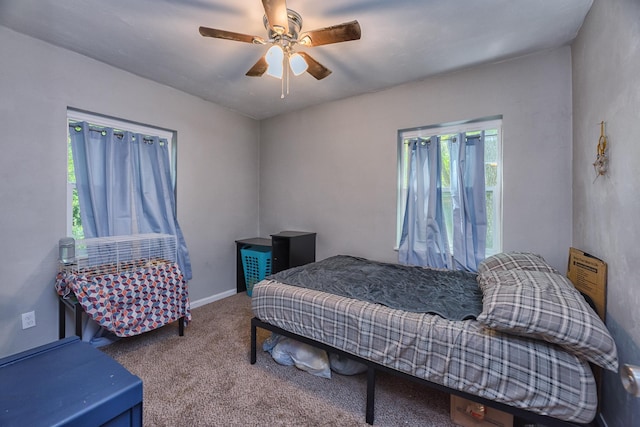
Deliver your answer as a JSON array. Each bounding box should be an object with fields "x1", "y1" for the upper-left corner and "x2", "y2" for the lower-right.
[
  {"x1": 450, "y1": 395, "x2": 513, "y2": 427},
  {"x1": 566, "y1": 247, "x2": 608, "y2": 407},
  {"x1": 566, "y1": 247, "x2": 607, "y2": 321}
]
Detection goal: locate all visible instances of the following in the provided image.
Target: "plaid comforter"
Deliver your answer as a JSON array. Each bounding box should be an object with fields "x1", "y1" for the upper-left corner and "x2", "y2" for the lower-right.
[{"x1": 252, "y1": 279, "x2": 597, "y2": 423}]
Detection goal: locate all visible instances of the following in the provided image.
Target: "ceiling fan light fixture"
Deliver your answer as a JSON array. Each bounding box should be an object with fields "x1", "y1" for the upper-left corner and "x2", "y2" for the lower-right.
[
  {"x1": 199, "y1": 3, "x2": 362, "y2": 91},
  {"x1": 272, "y1": 25, "x2": 286, "y2": 35},
  {"x1": 289, "y1": 52, "x2": 308, "y2": 76},
  {"x1": 265, "y1": 44, "x2": 284, "y2": 79},
  {"x1": 298, "y1": 35, "x2": 312, "y2": 46}
]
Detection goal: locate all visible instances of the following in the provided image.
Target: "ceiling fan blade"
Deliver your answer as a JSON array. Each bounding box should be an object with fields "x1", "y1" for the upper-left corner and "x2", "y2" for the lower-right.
[
  {"x1": 199, "y1": 26, "x2": 264, "y2": 44},
  {"x1": 246, "y1": 55, "x2": 268, "y2": 77},
  {"x1": 298, "y1": 52, "x2": 332, "y2": 80},
  {"x1": 262, "y1": 0, "x2": 289, "y2": 35},
  {"x1": 298, "y1": 20, "x2": 361, "y2": 47}
]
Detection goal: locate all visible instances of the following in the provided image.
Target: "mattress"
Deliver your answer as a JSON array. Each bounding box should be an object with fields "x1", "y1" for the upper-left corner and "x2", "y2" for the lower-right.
[{"x1": 251, "y1": 278, "x2": 597, "y2": 423}]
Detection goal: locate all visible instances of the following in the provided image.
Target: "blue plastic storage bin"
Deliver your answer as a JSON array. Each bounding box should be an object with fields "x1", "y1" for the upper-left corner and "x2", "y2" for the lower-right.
[
  {"x1": 0, "y1": 337, "x2": 142, "y2": 427},
  {"x1": 240, "y1": 246, "x2": 272, "y2": 296}
]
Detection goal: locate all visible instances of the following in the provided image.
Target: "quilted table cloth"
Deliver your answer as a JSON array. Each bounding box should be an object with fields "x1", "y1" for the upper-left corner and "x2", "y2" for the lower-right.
[{"x1": 56, "y1": 261, "x2": 191, "y2": 337}]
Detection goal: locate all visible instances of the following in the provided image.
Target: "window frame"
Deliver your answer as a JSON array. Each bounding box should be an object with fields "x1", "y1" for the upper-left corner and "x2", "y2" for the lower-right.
[
  {"x1": 396, "y1": 116, "x2": 503, "y2": 256},
  {"x1": 66, "y1": 109, "x2": 177, "y2": 238}
]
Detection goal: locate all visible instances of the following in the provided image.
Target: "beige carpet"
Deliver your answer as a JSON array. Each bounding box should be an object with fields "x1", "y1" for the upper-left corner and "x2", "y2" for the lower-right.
[{"x1": 101, "y1": 292, "x2": 457, "y2": 426}]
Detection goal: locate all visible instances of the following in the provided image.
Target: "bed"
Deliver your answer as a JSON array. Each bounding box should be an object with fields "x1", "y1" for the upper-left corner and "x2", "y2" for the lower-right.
[{"x1": 250, "y1": 253, "x2": 618, "y2": 426}]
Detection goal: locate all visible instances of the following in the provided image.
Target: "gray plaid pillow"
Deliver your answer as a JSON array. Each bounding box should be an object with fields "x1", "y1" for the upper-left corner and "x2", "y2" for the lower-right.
[
  {"x1": 476, "y1": 269, "x2": 618, "y2": 371},
  {"x1": 477, "y1": 252, "x2": 559, "y2": 277}
]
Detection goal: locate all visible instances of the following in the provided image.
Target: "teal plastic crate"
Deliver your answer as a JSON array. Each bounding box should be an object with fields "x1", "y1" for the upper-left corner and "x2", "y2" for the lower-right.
[{"x1": 240, "y1": 246, "x2": 272, "y2": 297}]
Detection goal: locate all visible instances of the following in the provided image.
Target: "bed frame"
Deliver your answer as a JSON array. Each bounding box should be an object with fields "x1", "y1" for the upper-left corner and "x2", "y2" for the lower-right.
[
  {"x1": 249, "y1": 251, "x2": 606, "y2": 426},
  {"x1": 251, "y1": 317, "x2": 594, "y2": 427}
]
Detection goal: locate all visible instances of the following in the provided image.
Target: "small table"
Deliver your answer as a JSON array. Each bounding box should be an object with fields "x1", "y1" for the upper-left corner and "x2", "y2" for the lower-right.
[
  {"x1": 58, "y1": 294, "x2": 185, "y2": 339},
  {"x1": 56, "y1": 262, "x2": 188, "y2": 339},
  {"x1": 235, "y1": 232, "x2": 316, "y2": 293},
  {"x1": 0, "y1": 337, "x2": 143, "y2": 427},
  {"x1": 58, "y1": 294, "x2": 83, "y2": 339},
  {"x1": 235, "y1": 237, "x2": 272, "y2": 293}
]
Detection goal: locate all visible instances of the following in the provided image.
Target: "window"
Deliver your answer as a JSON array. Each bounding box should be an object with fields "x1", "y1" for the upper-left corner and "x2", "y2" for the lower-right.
[
  {"x1": 66, "y1": 109, "x2": 176, "y2": 240},
  {"x1": 396, "y1": 117, "x2": 502, "y2": 259}
]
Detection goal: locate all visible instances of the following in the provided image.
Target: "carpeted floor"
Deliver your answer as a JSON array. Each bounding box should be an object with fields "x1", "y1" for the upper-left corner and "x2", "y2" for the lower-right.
[{"x1": 101, "y1": 292, "x2": 458, "y2": 426}]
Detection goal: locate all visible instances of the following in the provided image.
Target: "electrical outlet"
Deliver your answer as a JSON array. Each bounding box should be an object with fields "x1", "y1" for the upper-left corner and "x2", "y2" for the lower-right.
[{"x1": 21, "y1": 311, "x2": 36, "y2": 329}]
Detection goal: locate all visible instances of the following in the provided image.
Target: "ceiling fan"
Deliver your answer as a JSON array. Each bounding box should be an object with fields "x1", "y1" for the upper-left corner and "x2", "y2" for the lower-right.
[{"x1": 199, "y1": 0, "x2": 361, "y2": 82}]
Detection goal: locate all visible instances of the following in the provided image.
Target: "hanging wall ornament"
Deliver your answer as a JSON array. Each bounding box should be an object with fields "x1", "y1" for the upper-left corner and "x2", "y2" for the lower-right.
[{"x1": 593, "y1": 121, "x2": 608, "y2": 182}]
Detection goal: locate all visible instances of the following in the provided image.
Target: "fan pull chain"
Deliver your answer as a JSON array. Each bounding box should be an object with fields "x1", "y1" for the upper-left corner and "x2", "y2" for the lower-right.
[
  {"x1": 279, "y1": 55, "x2": 292, "y2": 99},
  {"x1": 286, "y1": 58, "x2": 290, "y2": 96}
]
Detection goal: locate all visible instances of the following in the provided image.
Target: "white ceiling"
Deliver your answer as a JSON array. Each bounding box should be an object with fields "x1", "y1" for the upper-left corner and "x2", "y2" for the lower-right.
[{"x1": 0, "y1": 0, "x2": 592, "y2": 120}]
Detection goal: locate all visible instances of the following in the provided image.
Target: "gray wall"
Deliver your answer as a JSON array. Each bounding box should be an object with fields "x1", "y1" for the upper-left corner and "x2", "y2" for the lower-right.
[
  {"x1": 0, "y1": 27, "x2": 260, "y2": 358},
  {"x1": 572, "y1": 0, "x2": 640, "y2": 425},
  {"x1": 260, "y1": 47, "x2": 573, "y2": 272}
]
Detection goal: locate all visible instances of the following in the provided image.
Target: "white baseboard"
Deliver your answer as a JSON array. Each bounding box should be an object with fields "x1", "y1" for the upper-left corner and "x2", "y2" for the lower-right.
[{"x1": 190, "y1": 288, "x2": 239, "y2": 309}]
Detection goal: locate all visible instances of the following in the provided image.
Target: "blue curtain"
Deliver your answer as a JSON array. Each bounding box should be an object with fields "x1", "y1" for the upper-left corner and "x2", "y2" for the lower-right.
[
  {"x1": 131, "y1": 133, "x2": 192, "y2": 280},
  {"x1": 398, "y1": 136, "x2": 450, "y2": 268},
  {"x1": 69, "y1": 121, "x2": 192, "y2": 280},
  {"x1": 449, "y1": 132, "x2": 487, "y2": 271},
  {"x1": 69, "y1": 122, "x2": 133, "y2": 237}
]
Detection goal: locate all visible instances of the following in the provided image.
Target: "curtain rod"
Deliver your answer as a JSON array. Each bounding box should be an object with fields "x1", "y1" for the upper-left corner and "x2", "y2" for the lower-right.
[
  {"x1": 404, "y1": 133, "x2": 483, "y2": 145},
  {"x1": 69, "y1": 122, "x2": 168, "y2": 144}
]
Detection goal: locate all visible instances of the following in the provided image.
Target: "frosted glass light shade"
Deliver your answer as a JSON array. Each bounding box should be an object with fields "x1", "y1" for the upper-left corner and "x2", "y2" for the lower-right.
[
  {"x1": 289, "y1": 53, "x2": 308, "y2": 76},
  {"x1": 265, "y1": 45, "x2": 284, "y2": 79}
]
